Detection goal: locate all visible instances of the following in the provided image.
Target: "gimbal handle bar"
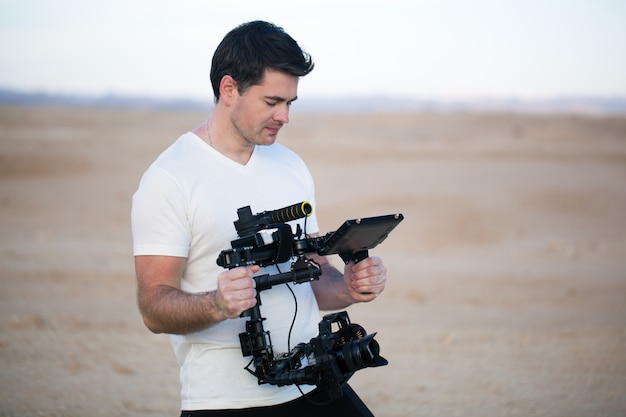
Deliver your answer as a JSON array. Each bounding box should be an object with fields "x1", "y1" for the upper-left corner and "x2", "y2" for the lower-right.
[{"x1": 252, "y1": 257, "x2": 322, "y2": 293}]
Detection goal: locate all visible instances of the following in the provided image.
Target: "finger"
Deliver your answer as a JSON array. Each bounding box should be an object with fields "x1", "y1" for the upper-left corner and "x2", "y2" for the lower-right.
[
  {"x1": 230, "y1": 266, "x2": 259, "y2": 282},
  {"x1": 234, "y1": 287, "x2": 257, "y2": 303},
  {"x1": 351, "y1": 256, "x2": 381, "y2": 270},
  {"x1": 351, "y1": 267, "x2": 387, "y2": 286},
  {"x1": 351, "y1": 271, "x2": 386, "y2": 296},
  {"x1": 352, "y1": 280, "x2": 384, "y2": 295},
  {"x1": 219, "y1": 272, "x2": 254, "y2": 294},
  {"x1": 351, "y1": 258, "x2": 384, "y2": 278}
]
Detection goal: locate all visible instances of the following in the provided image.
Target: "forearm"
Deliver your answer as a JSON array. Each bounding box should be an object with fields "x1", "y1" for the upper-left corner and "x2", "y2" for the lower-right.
[
  {"x1": 138, "y1": 285, "x2": 227, "y2": 335},
  {"x1": 310, "y1": 259, "x2": 355, "y2": 311}
]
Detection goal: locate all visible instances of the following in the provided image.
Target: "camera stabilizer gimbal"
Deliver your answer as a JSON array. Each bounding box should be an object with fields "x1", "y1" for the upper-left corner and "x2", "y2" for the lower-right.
[{"x1": 216, "y1": 202, "x2": 403, "y2": 399}]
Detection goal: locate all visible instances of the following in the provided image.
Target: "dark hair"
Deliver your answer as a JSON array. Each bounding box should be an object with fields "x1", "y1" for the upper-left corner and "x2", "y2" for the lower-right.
[{"x1": 210, "y1": 21, "x2": 315, "y2": 101}]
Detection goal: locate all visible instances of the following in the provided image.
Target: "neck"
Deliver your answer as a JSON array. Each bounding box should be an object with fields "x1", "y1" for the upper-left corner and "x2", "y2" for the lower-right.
[{"x1": 194, "y1": 117, "x2": 255, "y2": 165}]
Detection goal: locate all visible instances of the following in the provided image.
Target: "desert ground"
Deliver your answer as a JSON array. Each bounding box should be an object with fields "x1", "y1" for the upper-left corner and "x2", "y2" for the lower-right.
[{"x1": 0, "y1": 105, "x2": 625, "y2": 416}]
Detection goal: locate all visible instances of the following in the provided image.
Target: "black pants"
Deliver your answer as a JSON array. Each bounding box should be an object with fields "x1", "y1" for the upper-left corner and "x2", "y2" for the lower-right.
[{"x1": 180, "y1": 385, "x2": 375, "y2": 417}]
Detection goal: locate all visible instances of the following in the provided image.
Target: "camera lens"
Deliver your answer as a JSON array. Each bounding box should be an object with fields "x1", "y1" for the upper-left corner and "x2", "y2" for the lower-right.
[{"x1": 338, "y1": 333, "x2": 388, "y2": 371}]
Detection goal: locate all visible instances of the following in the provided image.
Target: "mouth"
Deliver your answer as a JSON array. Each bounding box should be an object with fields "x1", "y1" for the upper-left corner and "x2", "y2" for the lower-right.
[{"x1": 266, "y1": 126, "x2": 282, "y2": 136}]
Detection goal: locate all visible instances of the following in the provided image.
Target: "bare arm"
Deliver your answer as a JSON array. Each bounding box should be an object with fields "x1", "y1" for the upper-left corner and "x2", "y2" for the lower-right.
[{"x1": 135, "y1": 255, "x2": 259, "y2": 334}]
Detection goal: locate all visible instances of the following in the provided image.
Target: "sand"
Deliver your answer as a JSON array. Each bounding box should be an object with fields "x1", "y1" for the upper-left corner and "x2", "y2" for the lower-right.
[{"x1": 1, "y1": 106, "x2": 625, "y2": 416}]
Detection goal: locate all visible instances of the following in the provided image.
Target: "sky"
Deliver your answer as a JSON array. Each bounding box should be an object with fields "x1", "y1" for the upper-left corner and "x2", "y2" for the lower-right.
[{"x1": 1, "y1": 0, "x2": 625, "y2": 102}]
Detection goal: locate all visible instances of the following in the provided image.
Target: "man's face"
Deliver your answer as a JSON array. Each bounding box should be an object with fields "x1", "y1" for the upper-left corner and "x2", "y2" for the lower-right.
[{"x1": 229, "y1": 69, "x2": 299, "y2": 147}]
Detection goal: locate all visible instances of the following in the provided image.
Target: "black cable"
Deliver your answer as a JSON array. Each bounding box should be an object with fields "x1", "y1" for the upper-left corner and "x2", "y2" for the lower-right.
[{"x1": 285, "y1": 283, "x2": 298, "y2": 354}]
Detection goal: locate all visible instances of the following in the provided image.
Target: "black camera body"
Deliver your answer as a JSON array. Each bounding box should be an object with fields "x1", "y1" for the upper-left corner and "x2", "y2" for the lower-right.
[
  {"x1": 260, "y1": 311, "x2": 388, "y2": 398},
  {"x1": 217, "y1": 202, "x2": 403, "y2": 399}
]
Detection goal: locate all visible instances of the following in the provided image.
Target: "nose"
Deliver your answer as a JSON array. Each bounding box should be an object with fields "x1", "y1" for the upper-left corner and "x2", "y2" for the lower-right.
[{"x1": 273, "y1": 103, "x2": 290, "y2": 124}]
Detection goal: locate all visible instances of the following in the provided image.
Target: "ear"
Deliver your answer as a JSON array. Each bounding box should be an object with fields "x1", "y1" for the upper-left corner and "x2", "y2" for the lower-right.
[{"x1": 219, "y1": 75, "x2": 238, "y2": 105}]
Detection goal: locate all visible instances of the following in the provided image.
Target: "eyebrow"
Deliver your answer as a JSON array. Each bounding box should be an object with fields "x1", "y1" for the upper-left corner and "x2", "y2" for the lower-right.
[{"x1": 265, "y1": 95, "x2": 298, "y2": 104}]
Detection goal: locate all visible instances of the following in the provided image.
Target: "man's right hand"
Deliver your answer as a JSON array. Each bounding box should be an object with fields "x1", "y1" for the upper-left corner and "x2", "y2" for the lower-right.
[{"x1": 214, "y1": 265, "x2": 260, "y2": 318}]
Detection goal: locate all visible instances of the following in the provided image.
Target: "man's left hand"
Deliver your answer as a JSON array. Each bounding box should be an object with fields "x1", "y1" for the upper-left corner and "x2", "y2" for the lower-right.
[{"x1": 344, "y1": 256, "x2": 387, "y2": 302}]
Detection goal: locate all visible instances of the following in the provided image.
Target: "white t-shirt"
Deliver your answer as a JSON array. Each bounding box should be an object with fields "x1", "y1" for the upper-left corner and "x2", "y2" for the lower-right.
[{"x1": 131, "y1": 132, "x2": 322, "y2": 410}]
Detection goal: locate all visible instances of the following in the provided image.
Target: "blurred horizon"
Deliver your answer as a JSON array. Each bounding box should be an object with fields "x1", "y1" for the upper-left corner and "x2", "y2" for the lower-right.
[{"x1": 1, "y1": 87, "x2": 626, "y2": 115}]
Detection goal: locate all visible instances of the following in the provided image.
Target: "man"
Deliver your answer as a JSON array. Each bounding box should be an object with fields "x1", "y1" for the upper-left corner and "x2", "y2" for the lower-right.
[{"x1": 131, "y1": 21, "x2": 387, "y2": 416}]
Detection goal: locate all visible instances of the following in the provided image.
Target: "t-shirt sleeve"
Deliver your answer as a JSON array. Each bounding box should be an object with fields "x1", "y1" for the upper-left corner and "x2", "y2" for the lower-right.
[{"x1": 131, "y1": 166, "x2": 191, "y2": 257}]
